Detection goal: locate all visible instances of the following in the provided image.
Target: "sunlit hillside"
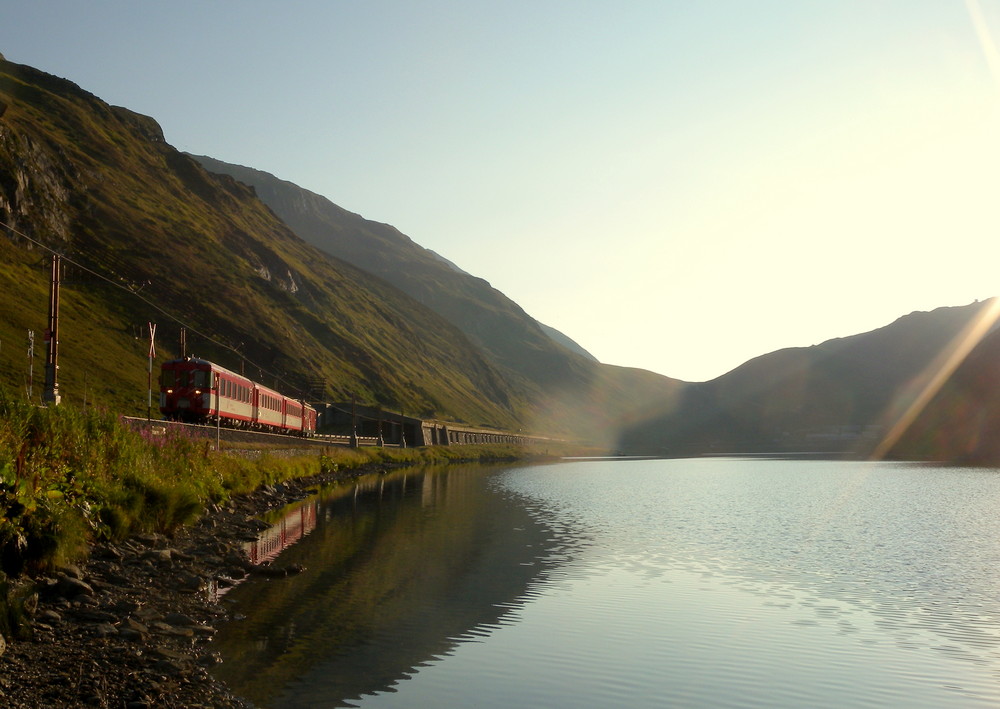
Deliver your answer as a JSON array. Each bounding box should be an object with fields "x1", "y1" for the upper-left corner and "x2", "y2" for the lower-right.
[{"x1": 0, "y1": 58, "x2": 519, "y2": 429}]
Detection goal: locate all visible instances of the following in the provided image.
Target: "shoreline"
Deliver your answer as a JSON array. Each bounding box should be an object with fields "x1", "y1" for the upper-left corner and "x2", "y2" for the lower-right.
[{"x1": 0, "y1": 462, "x2": 394, "y2": 708}]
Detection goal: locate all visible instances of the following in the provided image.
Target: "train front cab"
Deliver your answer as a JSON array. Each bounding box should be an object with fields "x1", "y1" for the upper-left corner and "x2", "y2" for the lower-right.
[
  {"x1": 160, "y1": 358, "x2": 254, "y2": 427},
  {"x1": 160, "y1": 358, "x2": 214, "y2": 422}
]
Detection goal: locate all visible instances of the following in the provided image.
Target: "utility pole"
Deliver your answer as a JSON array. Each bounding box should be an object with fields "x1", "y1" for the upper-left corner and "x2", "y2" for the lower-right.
[
  {"x1": 42, "y1": 254, "x2": 61, "y2": 406},
  {"x1": 26, "y1": 330, "x2": 34, "y2": 400},
  {"x1": 350, "y1": 394, "x2": 358, "y2": 448},
  {"x1": 179, "y1": 327, "x2": 187, "y2": 359}
]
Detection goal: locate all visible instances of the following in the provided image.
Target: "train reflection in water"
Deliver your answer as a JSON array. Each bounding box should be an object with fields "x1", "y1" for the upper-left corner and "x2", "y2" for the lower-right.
[{"x1": 245, "y1": 499, "x2": 319, "y2": 566}]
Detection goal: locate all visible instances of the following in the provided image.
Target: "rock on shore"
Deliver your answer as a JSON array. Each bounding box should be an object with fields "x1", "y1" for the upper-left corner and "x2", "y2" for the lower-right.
[{"x1": 0, "y1": 470, "x2": 361, "y2": 708}]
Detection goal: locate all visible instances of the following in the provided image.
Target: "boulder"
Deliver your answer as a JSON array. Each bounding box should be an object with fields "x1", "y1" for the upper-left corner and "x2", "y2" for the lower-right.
[
  {"x1": 56, "y1": 574, "x2": 94, "y2": 599},
  {"x1": 163, "y1": 612, "x2": 197, "y2": 627},
  {"x1": 55, "y1": 564, "x2": 84, "y2": 580},
  {"x1": 37, "y1": 609, "x2": 62, "y2": 624}
]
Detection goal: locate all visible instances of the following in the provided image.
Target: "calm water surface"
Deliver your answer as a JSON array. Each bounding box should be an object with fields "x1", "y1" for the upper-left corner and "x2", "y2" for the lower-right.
[{"x1": 212, "y1": 458, "x2": 1000, "y2": 707}]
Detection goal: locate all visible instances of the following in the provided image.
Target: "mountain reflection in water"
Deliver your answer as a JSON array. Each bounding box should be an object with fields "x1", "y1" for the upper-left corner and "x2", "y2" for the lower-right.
[{"x1": 211, "y1": 463, "x2": 572, "y2": 708}]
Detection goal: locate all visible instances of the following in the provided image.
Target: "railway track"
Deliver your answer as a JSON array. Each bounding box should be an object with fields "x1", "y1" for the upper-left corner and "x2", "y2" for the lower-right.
[{"x1": 122, "y1": 417, "x2": 384, "y2": 450}]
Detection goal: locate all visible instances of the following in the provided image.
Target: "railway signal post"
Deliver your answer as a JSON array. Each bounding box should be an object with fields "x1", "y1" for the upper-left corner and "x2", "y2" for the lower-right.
[{"x1": 147, "y1": 322, "x2": 156, "y2": 420}]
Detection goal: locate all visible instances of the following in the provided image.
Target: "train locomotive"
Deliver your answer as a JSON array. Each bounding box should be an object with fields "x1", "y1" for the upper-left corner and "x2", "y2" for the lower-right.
[{"x1": 159, "y1": 357, "x2": 317, "y2": 436}]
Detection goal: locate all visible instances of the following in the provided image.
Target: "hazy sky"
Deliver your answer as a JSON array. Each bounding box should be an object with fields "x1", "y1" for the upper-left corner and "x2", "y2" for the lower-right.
[{"x1": 4, "y1": 1, "x2": 1000, "y2": 381}]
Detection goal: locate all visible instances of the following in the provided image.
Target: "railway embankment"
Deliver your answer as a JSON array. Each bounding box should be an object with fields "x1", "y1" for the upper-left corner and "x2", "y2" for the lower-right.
[{"x1": 0, "y1": 394, "x2": 560, "y2": 706}]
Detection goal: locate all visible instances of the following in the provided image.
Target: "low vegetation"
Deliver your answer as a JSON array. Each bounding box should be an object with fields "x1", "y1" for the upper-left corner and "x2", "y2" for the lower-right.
[{"x1": 0, "y1": 390, "x2": 556, "y2": 580}]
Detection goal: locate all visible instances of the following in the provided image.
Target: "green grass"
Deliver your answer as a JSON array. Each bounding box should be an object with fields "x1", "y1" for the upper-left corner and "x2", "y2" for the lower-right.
[{"x1": 0, "y1": 389, "x2": 558, "y2": 577}]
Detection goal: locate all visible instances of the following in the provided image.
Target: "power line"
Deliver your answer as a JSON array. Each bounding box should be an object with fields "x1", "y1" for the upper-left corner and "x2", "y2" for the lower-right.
[{"x1": 0, "y1": 220, "x2": 308, "y2": 396}]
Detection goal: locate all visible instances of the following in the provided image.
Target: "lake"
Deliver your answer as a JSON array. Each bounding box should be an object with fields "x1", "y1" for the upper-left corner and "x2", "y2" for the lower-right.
[{"x1": 211, "y1": 458, "x2": 1000, "y2": 707}]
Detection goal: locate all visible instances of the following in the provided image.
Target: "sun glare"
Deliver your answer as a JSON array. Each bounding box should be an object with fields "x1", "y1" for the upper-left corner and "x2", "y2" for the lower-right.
[
  {"x1": 872, "y1": 297, "x2": 1000, "y2": 460},
  {"x1": 966, "y1": 0, "x2": 1000, "y2": 90},
  {"x1": 867, "y1": 1, "x2": 1000, "y2": 459}
]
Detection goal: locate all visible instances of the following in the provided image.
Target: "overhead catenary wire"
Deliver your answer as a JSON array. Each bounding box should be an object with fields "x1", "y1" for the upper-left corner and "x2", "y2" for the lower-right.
[{"x1": 0, "y1": 219, "x2": 305, "y2": 395}]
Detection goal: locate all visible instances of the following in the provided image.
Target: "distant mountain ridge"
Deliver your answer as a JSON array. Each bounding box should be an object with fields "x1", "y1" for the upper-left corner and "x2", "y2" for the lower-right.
[
  {"x1": 618, "y1": 299, "x2": 1000, "y2": 456},
  {"x1": 189, "y1": 155, "x2": 653, "y2": 445},
  {"x1": 189, "y1": 156, "x2": 600, "y2": 367}
]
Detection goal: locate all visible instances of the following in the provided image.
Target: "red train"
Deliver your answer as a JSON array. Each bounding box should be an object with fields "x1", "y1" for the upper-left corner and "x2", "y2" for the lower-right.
[{"x1": 159, "y1": 357, "x2": 317, "y2": 436}]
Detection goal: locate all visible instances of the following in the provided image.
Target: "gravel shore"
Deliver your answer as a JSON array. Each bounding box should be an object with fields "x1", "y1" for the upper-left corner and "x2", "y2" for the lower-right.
[{"x1": 0, "y1": 466, "x2": 378, "y2": 708}]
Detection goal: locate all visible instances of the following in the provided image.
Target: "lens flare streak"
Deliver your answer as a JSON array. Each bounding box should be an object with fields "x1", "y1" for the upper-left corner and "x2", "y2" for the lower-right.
[{"x1": 873, "y1": 297, "x2": 1000, "y2": 460}]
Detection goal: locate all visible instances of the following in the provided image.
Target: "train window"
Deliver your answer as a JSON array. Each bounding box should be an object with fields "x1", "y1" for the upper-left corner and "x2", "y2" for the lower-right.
[{"x1": 193, "y1": 370, "x2": 209, "y2": 388}]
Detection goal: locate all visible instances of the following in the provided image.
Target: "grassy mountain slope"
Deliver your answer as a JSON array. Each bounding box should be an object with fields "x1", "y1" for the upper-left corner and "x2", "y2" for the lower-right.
[
  {"x1": 189, "y1": 155, "x2": 685, "y2": 443},
  {"x1": 0, "y1": 58, "x2": 519, "y2": 428},
  {"x1": 189, "y1": 156, "x2": 597, "y2": 381},
  {"x1": 617, "y1": 300, "x2": 998, "y2": 455}
]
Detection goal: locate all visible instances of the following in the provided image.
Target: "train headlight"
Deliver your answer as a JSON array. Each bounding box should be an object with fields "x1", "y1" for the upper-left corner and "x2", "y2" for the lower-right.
[
  {"x1": 166, "y1": 389, "x2": 173, "y2": 394},
  {"x1": 194, "y1": 390, "x2": 201, "y2": 395}
]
